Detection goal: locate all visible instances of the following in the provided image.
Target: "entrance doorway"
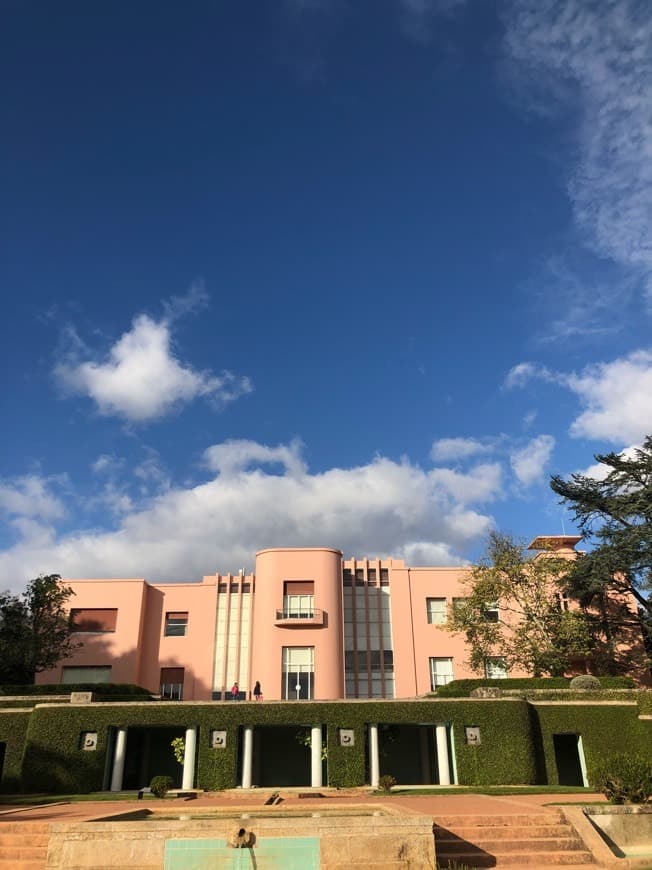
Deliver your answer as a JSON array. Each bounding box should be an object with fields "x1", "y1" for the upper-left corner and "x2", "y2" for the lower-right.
[
  {"x1": 376, "y1": 724, "x2": 451, "y2": 785},
  {"x1": 253, "y1": 726, "x2": 315, "y2": 787},
  {"x1": 122, "y1": 727, "x2": 185, "y2": 790},
  {"x1": 553, "y1": 733, "x2": 587, "y2": 786}
]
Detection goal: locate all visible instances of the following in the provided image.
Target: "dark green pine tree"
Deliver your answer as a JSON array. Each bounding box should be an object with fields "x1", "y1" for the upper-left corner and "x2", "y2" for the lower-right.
[{"x1": 550, "y1": 437, "x2": 652, "y2": 669}]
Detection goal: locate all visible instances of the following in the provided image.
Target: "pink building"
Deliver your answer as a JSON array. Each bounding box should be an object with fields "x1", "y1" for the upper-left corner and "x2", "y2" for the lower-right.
[{"x1": 38, "y1": 535, "x2": 641, "y2": 699}]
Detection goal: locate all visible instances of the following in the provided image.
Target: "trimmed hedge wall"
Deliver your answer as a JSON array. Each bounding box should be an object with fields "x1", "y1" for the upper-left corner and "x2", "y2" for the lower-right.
[
  {"x1": 435, "y1": 677, "x2": 636, "y2": 697},
  {"x1": 20, "y1": 699, "x2": 537, "y2": 793},
  {"x1": 529, "y1": 702, "x2": 652, "y2": 786},
  {"x1": 0, "y1": 683, "x2": 151, "y2": 696},
  {"x1": 9, "y1": 696, "x2": 651, "y2": 793},
  {"x1": 0, "y1": 712, "x2": 32, "y2": 791}
]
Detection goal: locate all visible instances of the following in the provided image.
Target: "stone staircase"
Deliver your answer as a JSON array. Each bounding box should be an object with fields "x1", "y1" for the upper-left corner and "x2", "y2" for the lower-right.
[
  {"x1": 0, "y1": 821, "x2": 50, "y2": 870},
  {"x1": 433, "y1": 810, "x2": 596, "y2": 868}
]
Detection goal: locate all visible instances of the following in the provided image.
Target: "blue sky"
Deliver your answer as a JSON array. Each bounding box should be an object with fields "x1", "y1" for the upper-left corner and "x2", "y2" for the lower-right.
[{"x1": 2, "y1": 0, "x2": 652, "y2": 590}]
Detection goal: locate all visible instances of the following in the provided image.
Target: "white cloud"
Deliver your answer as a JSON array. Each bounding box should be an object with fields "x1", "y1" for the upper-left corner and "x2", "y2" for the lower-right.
[
  {"x1": 505, "y1": 350, "x2": 652, "y2": 445},
  {"x1": 566, "y1": 351, "x2": 652, "y2": 443},
  {"x1": 430, "y1": 437, "x2": 493, "y2": 462},
  {"x1": 54, "y1": 313, "x2": 252, "y2": 423},
  {"x1": 503, "y1": 361, "x2": 551, "y2": 390},
  {"x1": 91, "y1": 454, "x2": 124, "y2": 475},
  {"x1": 510, "y1": 434, "x2": 556, "y2": 486},
  {"x1": 0, "y1": 475, "x2": 66, "y2": 522},
  {"x1": 504, "y1": 0, "x2": 652, "y2": 302},
  {"x1": 0, "y1": 442, "x2": 501, "y2": 592}
]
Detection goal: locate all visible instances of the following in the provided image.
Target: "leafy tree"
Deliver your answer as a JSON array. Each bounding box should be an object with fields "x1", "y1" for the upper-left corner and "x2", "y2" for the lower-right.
[
  {"x1": 550, "y1": 437, "x2": 652, "y2": 618},
  {"x1": 446, "y1": 532, "x2": 592, "y2": 677},
  {"x1": 0, "y1": 575, "x2": 80, "y2": 684}
]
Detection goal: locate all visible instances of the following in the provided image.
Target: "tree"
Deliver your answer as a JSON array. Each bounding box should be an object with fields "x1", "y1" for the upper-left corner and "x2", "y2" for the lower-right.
[
  {"x1": 550, "y1": 437, "x2": 652, "y2": 619},
  {"x1": 0, "y1": 575, "x2": 80, "y2": 684},
  {"x1": 446, "y1": 532, "x2": 592, "y2": 677}
]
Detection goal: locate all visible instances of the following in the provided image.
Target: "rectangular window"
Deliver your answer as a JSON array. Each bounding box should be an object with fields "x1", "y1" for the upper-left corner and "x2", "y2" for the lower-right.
[
  {"x1": 70, "y1": 609, "x2": 117, "y2": 633},
  {"x1": 452, "y1": 597, "x2": 467, "y2": 617},
  {"x1": 483, "y1": 602, "x2": 499, "y2": 623},
  {"x1": 484, "y1": 657, "x2": 508, "y2": 679},
  {"x1": 429, "y1": 657, "x2": 454, "y2": 690},
  {"x1": 283, "y1": 581, "x2": 314, "y2": 618},
  {"x1": 164, "y1": 612, "x2": 188, "y2": 637},
  {"x1": 282, "y1": 646, "x2": 314, "y2": 700},
  {"x1": 557, "y1": 592, "x2": 570, "y2": 611},
  {"x1": 355, "y1": 569, "x2": 365, "y2": 586},
  {"x1": 160, "y1": 666, "x2": 184, "y2": 700},
  {"x1": 380, "y1": 568, "x2": 390, "y2": 586},
  {"x1": 367, "y1": 568, "x2": 377, "y2": 585},
  {"x1": 426, "y1": 597, "x2": 447, "y2": 625},
  {"x1": 61, "y1": 665, "x2": 112, "y2": 684},
  {"x1": 343, "y1": 569, "x2": 353, "y2": 587}
]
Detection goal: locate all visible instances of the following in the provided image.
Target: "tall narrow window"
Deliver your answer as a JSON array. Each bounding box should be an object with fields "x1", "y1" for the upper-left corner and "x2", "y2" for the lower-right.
[
  {"x1": 160, "y1": 667, "x2": 185, "y2": 699},
  {"x1": 429, "y1": 657, "x2": 454, "y2": 690},
  {"x1": 282, "y1": 647, "x2": 314, "y2": 699},
  {"x1": 164, "y1": 612, "x2": 188, "y2": 637},
  {"x1": 283, "y1": 581, "x2": 314, "y2": 618},
  {"x1": 426, "y1": 598, "x2": 447, "y2": 625}
]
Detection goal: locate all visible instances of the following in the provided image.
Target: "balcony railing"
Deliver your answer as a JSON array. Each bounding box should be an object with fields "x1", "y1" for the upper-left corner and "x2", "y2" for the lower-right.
[{"x1": 274, "y1": 608, "x2": 324, "y2": 626}]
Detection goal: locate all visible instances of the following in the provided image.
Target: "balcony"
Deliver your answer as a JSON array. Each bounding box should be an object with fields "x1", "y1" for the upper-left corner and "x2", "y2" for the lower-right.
[{"x1": 274, "y1": 608, "x2": 324, "y2": 627}]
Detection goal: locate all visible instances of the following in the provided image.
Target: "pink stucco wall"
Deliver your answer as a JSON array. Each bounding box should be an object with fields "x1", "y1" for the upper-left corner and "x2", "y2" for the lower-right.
[{"x1": 251, "y1": 548, "x2": 344, "y2": 700}]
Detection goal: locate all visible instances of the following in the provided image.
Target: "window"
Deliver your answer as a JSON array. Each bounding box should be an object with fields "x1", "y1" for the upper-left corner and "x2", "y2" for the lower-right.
[
  {"x1": 484, "y1": 657, "x2": 508, "y2": 679},
  {"x1": 367, "y1": 568, "x2": 377, "y2": 586},
  {"x1": 70, "y1": 609, "x2": 117, "y2": 633},
  {"x1": 557, "y1": 592, "x2": 570, "y2": 611},
  {"x1": 426, "y1": 598, "x2": 447, "y2": 625},
  {"x1": 164, "y1": 612, "x2": 188, "y2": 637},
  {"x1": 482, "y1": 602, "x2": 499, "y2": 623},
  {"x1": 160, "y1": 667, "x2": 184, "y2": 700},
  {"x1": 283, "y1": 581, "x2": 314, "y2": 618},
  {"x1": 355, "y1": 569, "x2": 365, "y2": 586},
  {"x1": 429, "y1": 657, "x2": 454, "y2": 690},
  {"x1": 343, "y1": 569, "x2": 353, "y2": 587},
  {"x1": 282, "y1": 646, "x2": 314, "y2": 699},
  {"x1": 452, "y1": 597, "x2": 467, "y2": 617},
  {"x1": 61, "y1": 665, "x2": 112, "y2": 684},
  {"x1": 380, "y1": 568, "x2": 390, "y2": 586}
]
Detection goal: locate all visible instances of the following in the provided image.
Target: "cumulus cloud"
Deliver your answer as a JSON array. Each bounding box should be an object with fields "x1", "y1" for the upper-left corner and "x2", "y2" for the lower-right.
[
  {"x1": 510, "y1": 434, "x2": 555, "y2": 486},
  {"x1": 430, "y1": 437, "x2": 493, "y2": 462},
  {"x1": 503, "y1": 0, "x2": 652, "y2": 302},
  {"x1": 566, "y1": 351, "x2": 652, "y2": 443},
  {"x1": 0, "y1": 441, "x2": 503, "y2": 591},
  {"x1": 507, "y1": 350, "x2": 652, "y2": 445},
  {"x1": 54, "y1": 312, "x2": 252, "y2": 423}
]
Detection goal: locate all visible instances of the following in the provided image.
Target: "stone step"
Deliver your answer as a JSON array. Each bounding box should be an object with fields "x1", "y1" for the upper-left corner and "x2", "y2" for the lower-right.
[
  {"x1": 0, "y1": 834, "x2": 50, "y2": 847},
  {"x1": 0, "y1": 846, "x2": 48, "y2": 859},
  {"x1": 435, "y1": 823, "x2": 575, "y2": 840},
  {"x1": 0, "y1": 861, "x2": 46, "y2": 870},
  {"x1": 434, "y1": 813, "x2": 564, "y2": 828},
  {"x1": 439, "y1": 850, "x2": 594, "y2": 867},
  {"x1": 437, "y1": 836, "x2": 583, "y2": 854}
]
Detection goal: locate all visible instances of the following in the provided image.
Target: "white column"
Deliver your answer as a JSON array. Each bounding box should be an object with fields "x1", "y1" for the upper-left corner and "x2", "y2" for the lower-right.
[
  {"x1": 182, "y1": 726, "x2": 197, "y2": 790},
  {"x1": 436, "y1": 724, "x2": 451, "y2": 786},
  {"x1": 241, "y1": 726, "x2": 253, "y2": 788},
  {"x1": 110, "y1": 727, "x2": 127, "y2": 792},
  {"x1": 369, "y1": 724, "x2": 380, "y2": 788},
  {"x1": 311, "y1": 725, "x2": 322, "y2": 788}
]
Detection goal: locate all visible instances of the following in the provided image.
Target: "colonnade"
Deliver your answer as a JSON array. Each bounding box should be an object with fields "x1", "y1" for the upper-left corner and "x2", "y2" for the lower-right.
[{"x1": 109, "y1": 722, "x2": 452, "y2": 790}]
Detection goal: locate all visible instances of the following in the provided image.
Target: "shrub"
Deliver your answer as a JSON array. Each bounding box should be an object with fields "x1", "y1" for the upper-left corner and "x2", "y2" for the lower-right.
[
  {"x1": 593, "y1": 754, "x2": 652, "y2": 804},
  {"x1": 150, "y1": 775, "x2": 174, "y2": 798},
  {"x1": 569, "y1": 675, "x2": 601, "y2": 690},
  {"x1": 378, "y1": 774, "x2": 396, "y2": 793}
]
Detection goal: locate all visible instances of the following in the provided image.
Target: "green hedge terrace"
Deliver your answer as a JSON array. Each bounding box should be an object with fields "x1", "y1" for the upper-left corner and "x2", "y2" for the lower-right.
[
  {"x1": 0, "y1": 684, "x2": 151, "y2": 696},
  {"x1": 1, "y1": 690, "x2": 649, "y2": 794},
  {"x1": 433, "y1": 676, "x2": 636, "y2": 697}
]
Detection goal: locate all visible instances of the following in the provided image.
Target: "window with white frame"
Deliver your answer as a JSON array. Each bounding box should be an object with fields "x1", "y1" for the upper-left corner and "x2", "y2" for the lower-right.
[
  {"x1": 426, "y1": 597, "x2": 447, "y2": 625},
  {"x1": 282, "y1": 646, "x2": 314, "y2": 699},
  {"x1": 484, "y1": 656, "x2": 508, "y2": 678},
  {"x1": 429, "y1": 657, "x2": 454, "y2": 690},
  {"x1": 283, "y1": 581, "x2": 314, "y2": 618},
  {"x1": 164, "y1": 612, "x2": 188, "y2": 636}
]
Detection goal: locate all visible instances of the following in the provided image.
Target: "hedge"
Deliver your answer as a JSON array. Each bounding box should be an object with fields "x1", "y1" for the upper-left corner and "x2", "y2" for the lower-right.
[
  {"x1": 20, "y1": 699, "x2": 537, "y2": 793},
  {"x1": 434, "y1": 676, "x2": 636, "y2": 697},
  {"x1": 0, "y1": 683, "x2": 151, "y2": 696},
  {"x1": 10, "y1": 695, "x2": 651, "y2": 794},
  {"x1": 529, "y1": 703, "x2": 652, "y2": 787},
  {"x1": 0, "y1": 712, "x2": 32, "y2": 791}
]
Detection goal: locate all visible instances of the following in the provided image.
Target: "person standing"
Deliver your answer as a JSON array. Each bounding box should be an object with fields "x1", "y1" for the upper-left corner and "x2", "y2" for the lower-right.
[
  {"x1": 231, "y1": 681, "x2": 239, "y2": 701},
  {"x1": 253, "y1": 681, "x2": 262, "y2": 701}
]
